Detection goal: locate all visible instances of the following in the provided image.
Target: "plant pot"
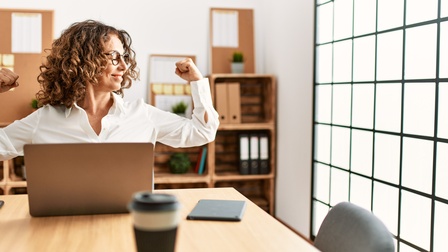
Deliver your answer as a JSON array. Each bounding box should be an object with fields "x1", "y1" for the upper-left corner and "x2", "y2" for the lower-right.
[{"x1": 231, "y1": 62, "x2": 244, "y2": 74}]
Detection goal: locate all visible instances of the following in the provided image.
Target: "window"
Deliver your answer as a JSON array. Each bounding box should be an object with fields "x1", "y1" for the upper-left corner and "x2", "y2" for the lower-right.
[{"x1": 312, "y1": 1, "x2": 448, "y2": 251}]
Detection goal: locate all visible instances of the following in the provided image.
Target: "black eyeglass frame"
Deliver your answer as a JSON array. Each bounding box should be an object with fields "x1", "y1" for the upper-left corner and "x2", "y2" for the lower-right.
[{"x1": 104, "y1": 51, "x2": 131, "y2": 66}]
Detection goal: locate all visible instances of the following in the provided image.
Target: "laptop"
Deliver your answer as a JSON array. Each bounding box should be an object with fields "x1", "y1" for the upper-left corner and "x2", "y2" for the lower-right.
[{"x1": 23, "y1": 142, "x2": 154, "y2": 217}]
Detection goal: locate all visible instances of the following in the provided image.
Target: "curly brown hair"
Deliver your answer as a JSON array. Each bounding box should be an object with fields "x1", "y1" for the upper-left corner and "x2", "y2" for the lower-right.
[{"x1": 36, "y1": 20, "x2": 139, "y2": 108}]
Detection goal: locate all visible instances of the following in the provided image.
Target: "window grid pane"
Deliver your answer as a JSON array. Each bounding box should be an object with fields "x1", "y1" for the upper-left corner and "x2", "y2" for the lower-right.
[
  {"x1": 313, "y1": 1, "x2": 446, "y2": 250},
  {"x1": 403, "y1": 83, "x2": 435, "y2": 137}
]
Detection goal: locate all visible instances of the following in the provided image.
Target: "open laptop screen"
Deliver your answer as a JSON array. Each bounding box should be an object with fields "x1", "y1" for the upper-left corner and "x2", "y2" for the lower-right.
[{"x1": 24, "y1": 142, "x2": 154, "y2": 217}]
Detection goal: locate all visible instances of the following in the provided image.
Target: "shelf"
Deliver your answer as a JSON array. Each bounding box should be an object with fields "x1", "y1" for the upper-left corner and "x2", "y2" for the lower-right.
[
  {"x1": 153, "y1": 143, "x2": 205, "y2": 175},
  {"x1": 155, "y1": 182, "x2": 210, "y2": 190},
  {"x1": 0, "y1": 74, "x2": 277, "y2": 215},
  {"x1": 218, "y1": 123, "x2": 274, "y2": 131},
  {"x1": 213, "y1": 173, "x2": 274, "y2": 182},
  {"x1": 6, "y1": 181, "x2": 27, "y2": 187},
  {"x1": 208, "y1": 73, "x2": 275, "y2": 79},
  {"x1": 210, "y1": 74, "x2": 276, "y2": 124},
  {"x1": 214, "y1": 129, "x2": 273, "y2": 175},
  {"x1": 155, "y1": 173, "x2": 210, "y2": 184},
  {"x1": 209, "y1": 74, "x2": 276, "y2": 214}
]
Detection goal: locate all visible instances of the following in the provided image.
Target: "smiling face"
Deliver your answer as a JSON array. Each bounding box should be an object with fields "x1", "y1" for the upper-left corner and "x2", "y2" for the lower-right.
[{"x1": 97, "y1": 34, "x2": 129, "y2": 92}]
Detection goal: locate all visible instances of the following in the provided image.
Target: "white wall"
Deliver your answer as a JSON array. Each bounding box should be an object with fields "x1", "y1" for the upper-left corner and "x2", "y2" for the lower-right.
[
  {"x1": 262, "y1": 0, "x2": 315, "y2": 237},
  {"x1": 0, "y1": 0, "x2": 315, "y2": 237},
  {"x1": 1, "y1": 0, "x2": 264, "y2": 102}
]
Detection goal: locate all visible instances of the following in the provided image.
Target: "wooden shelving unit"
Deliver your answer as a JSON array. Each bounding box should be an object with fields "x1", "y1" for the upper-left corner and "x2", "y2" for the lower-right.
[
  {"x1": 211, "y1": 74, "x2": 276, "y2": 214},
  {"x1": 0, "y1": 74, "x2": 277, "y2": 214},
  {"x1": 0, "y1": 157, "x2": 27, "y2": 195},
  {"x1": 155, "y1": 74, "x2": 277, "y2": 214}
]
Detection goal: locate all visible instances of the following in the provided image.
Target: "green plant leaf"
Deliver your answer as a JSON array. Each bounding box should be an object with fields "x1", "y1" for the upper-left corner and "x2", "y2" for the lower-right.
[
  {"x1": 171, "y1": 101, "x2": 188, "y2": 114},
  {"x1": 232, "y1": 52, "x2": 244, "y2": 63}
]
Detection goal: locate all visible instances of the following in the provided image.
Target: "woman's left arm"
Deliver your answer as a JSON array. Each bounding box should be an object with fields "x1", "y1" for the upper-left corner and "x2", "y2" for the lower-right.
[
  {"x1": 152, "y1": 59, "x2": 219, "y2": 147},
  {"x1": 151, "y1": 78, "x2": 219, "y2": 147}
]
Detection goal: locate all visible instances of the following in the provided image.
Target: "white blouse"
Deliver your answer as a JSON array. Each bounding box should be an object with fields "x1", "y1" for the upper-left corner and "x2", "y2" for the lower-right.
[{"x1": 0, "y1": 78, "x2": 219, "y2": 161}]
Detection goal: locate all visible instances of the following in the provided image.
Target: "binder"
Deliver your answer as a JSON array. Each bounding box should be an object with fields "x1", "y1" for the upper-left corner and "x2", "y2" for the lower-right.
[
  {"x1": 259, "y1": 133, "x2": 270, "y2": 174},
  {"x1": 215, "y1": 84, "x2": 229, "y2": 123},
  {"x1": 249, "y1": 134, "x2": 260, "y2": 174},
  {"x1": 227, "y1": 82, "x2": 241, "y2": 123},
  {"x1": 215, "y1": 82, "x2": 241, "y2": 124},
  {"x1": 239, "y1": 134, "x2": 250, "y2": 175}
]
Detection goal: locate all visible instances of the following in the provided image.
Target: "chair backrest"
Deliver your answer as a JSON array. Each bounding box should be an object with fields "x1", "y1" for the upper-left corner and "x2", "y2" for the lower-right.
[{"x1": 314, "y1": 202, "x2": 395, "y2": 252}]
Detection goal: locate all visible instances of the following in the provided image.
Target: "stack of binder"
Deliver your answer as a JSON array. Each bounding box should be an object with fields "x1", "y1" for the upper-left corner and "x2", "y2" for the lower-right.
[
  {"x1": 238, "y1": 133, "x2": 269, "y2": 175},
  {"x1": 215, "y1": 82, "x2": 241, "y2": 124}
]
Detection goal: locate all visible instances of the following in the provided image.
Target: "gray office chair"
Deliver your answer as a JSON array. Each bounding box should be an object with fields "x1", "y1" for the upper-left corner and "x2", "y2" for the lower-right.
[{"x1": 314, "y1": 202, "x2": 395, "y2": 252}]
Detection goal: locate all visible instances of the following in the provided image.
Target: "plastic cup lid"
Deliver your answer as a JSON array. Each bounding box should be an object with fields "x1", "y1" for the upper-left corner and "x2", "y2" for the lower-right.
[{"x1": 128, "y1": 191, "x2": 179, "y2": 212}]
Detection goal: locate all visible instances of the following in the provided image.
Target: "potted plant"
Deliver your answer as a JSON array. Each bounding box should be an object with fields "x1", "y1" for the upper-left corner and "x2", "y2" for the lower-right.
[
  {"x1": 31, "y1": 99, "x2": 40, "y2": 110},
  {"x1": 171, "y1": 101, "x2": 188, "y2": 117},
  {"x1": 231, "y1": 51, "x2": 244, "y2": 74},
  {"x1": 169, "y1": 153, "x2": 191, "y2": 174}
]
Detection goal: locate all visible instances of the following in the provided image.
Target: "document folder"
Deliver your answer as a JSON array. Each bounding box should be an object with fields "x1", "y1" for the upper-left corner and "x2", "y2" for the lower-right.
[
  {"x1": 259, "y1": 133, "x2": 270, "y2": 174},
  {"x1": 239, "y1": 134, "x2": 250, "y2": 175},
  {"x1": 249, "y1": 134, "x2": 260, "y2": 174},
  {"x1": 215, "y1": 84, "x2": 229, "y2": 123},
  {"x1": 214, "y1": 82, "x2": 241, "y2": 124},
  {"x1": 227, "y1": 82, "x2": 241, "y2": 123}
]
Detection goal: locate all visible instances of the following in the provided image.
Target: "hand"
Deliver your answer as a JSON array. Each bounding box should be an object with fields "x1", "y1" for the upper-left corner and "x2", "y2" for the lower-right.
[
  {"x1": 175, "y1": 58, "x2": 203, "y2": 82},
  {"x1": 0, "y1": 68, "x2": 19, "y2": 93}
]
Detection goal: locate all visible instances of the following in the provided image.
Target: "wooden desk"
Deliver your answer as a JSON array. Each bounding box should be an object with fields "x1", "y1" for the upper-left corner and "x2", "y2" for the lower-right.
[{"x1": 0, "y1": 187, "x2": 318, "y2": 252}]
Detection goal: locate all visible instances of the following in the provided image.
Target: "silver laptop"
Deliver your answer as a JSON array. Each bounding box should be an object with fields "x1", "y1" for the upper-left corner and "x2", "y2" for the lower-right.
[{"x1": 23, "y1": 142, "x2": 154, "y2": 217}]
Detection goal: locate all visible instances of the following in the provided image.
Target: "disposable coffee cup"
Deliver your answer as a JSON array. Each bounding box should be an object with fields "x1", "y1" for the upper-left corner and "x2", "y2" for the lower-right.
[{"x1": 128, "y1": 192, "x2": 180, "y2": 252}]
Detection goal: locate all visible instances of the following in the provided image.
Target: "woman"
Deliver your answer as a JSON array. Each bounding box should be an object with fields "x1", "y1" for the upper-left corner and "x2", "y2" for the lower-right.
[{"x1": 0, "y1": 20, "x2": 219, "y2": 161}]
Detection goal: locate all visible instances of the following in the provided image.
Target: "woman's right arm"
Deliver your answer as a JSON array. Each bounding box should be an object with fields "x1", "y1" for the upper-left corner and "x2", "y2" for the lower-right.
[{"x1": 0, "y1": 111, "x2": 38, "y2": 161}]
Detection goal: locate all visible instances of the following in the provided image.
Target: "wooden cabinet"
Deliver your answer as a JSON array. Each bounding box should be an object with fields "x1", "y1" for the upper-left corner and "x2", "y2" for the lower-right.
[
  {"x1": 155, "y1": 74, "x2": 277, "y2": 214},
  {"x1": 0, "y1": 74, "x2": 277, "y2": 214}
]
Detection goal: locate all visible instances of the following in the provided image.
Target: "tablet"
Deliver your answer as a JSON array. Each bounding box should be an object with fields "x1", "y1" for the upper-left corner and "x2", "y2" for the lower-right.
[{"x1": 186, "y1": 199, "x2": 247, "y2": 221}]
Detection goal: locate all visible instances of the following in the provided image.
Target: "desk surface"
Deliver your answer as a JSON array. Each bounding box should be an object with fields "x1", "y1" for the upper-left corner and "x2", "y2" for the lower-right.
[{"x1": 0, "y1": 187, "x2": 318, "y2": 252}]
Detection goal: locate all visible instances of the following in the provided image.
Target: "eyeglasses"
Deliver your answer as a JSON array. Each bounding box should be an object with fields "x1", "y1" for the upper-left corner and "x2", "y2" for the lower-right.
[{"x1": 104, "y1": 51, "x2": 131, "y2": 66}]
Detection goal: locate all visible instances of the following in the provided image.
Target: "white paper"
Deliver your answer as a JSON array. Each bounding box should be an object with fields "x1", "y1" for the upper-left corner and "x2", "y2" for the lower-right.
[
  {"x1": 11, "y1": 13, "x2": 42, "y2": 53},
  {"x1": 150, "y1": 56, "x2": 189, "y2": 84},
  {"x1": 2, "y1": 54, "x2": 14, "y2": 66},
  {"x1": 212, "y1": 10, "x2": 239, "y2": 48}
]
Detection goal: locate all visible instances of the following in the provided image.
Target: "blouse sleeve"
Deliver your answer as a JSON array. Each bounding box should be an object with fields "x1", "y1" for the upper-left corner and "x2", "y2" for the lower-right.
[
  {"x1": 0, "y1": 111, "x2": 38, "y2": 160},
  {"x1": 153, "y1": 78, "x2": 220, "y2": 147}
]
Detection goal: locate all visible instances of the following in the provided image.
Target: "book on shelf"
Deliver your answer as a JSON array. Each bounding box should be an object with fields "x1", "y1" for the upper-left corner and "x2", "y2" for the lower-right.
[
  {"x1": 194, "y1": 147, "x2": 204, "y2": 173},
  {"x1": 198, "y1": 146, "x2": 207, "y2": 175}
]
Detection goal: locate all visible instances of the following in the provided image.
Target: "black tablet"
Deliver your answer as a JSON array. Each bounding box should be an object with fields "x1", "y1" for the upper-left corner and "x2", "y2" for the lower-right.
[{"x1": 186, "y1": 199, "x2": 247, "y2": 221}]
